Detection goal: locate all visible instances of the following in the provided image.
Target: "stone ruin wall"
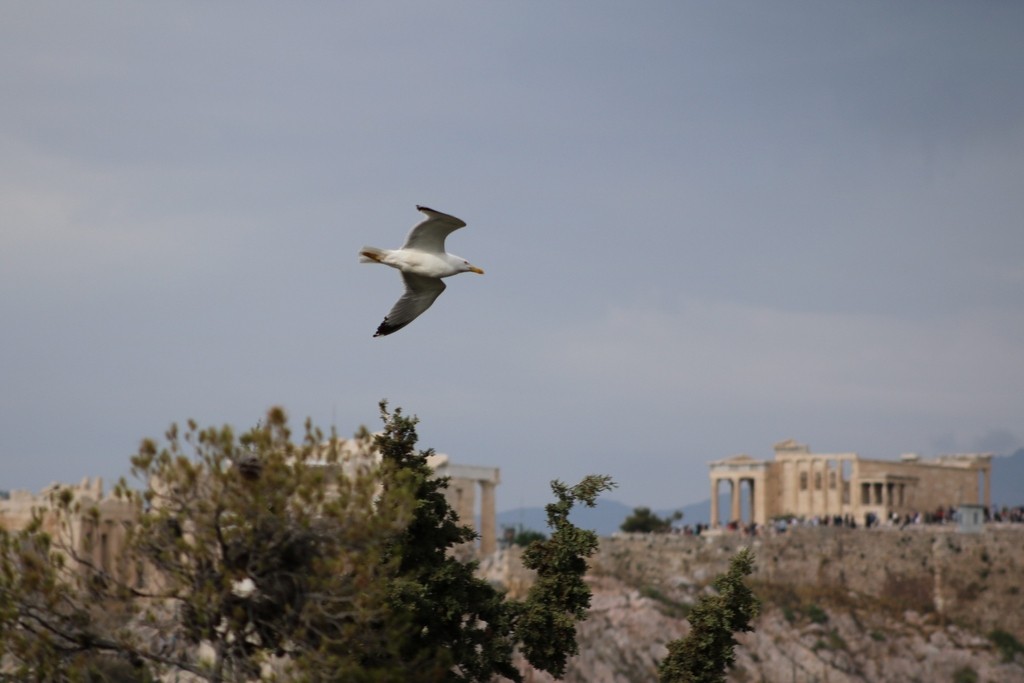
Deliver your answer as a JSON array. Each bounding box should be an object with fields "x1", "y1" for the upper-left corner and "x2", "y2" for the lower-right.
[
  {"x1": 855, "y1": 458, "x2": 982, "y2": 510},
  {"x1": 0, "y1": 478, "x2": 141, "y2": 585},
  {"x1": 0, "y1": 478, "x2": 104, "y2": 532}
]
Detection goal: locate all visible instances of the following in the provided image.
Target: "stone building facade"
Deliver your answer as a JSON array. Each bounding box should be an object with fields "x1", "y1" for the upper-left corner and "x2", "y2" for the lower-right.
[
  {"x1": 708, "y1": 439, "x2": 992, "y2": 527},
  {"x1": 427, "y1": 454, "x2": 501, "y2": 556},
  {"x1": 309, "y1": 435, "x2": 500, "y2": 555},
  {"x1": 0, "y1": 447, "x2": 501, "y2": 577},
  {"x1": 0, "y1": 477, "x2": 139, "y2": 581}
]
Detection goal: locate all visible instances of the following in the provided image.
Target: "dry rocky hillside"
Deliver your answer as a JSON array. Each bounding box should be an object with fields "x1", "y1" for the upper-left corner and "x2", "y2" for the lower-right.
[{"x1": 479, "y1": 526, "x2": 1024, "y2": 683}]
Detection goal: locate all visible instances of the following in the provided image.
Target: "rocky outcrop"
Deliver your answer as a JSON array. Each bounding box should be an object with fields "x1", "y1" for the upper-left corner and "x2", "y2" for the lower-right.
[
  {"x1": 590, "y1": 526, "x2": 1024, "y2": 645},
  {"x1": 731, "y1": 607, "x2": 1023, "y2": 683},
  {"x1": 493, "y1": 527, "x2": 1024, "y2": 682},
  {"x1": 504, "y1": 575, "x2": 686, "y2": 683}
]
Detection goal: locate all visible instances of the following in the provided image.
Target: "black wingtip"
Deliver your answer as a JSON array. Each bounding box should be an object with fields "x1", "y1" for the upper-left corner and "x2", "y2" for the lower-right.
[{"x1": 373, "y1": 318, "x2": 399, "y2": 337}]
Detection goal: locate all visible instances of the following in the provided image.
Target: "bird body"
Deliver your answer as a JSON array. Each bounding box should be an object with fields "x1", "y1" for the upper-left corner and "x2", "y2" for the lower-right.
[
  {"x1": 359, "y1": 246, "x2": 471, "y2": 278},
  {"x1": 360, "y1": 206, "x2": 483, "y2": 337}
]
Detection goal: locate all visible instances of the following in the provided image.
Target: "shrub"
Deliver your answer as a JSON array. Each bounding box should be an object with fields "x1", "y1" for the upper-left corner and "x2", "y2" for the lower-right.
[
  {"x1": 989, "y1": 628, "x2": 1024, "y2": 663},
  {"x1": 952, "y1": 665, "x2": 978, "y2": 683},
  {"x1": 806, "y1": 604, "x2": 828, "y2": 624}
]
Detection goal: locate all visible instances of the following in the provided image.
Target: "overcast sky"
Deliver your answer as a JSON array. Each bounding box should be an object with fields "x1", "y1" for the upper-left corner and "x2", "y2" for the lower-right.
[{"x1": 3, "y1": 2, "x2": 1023, "y2": 511}]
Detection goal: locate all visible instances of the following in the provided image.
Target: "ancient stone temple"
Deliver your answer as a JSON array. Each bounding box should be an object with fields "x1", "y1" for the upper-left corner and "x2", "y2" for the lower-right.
[
  {"x1": 708, "y1": 439, "x2": 992, "y2": 527},
  {"x1": 0, "y1": 477, "x2": 139, "y2": 581},
  {"x1": 427, "y1": 453, "x2": 501, "y2": 556},
  {"x1": 314, "y1": 435, "x2": 500, "y2": 556},
  {"x1": 1, "y1": 446, "x2": 501, "y2": 563}
]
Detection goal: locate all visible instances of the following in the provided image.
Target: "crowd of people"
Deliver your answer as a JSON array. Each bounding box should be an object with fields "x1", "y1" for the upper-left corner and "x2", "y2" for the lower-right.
[
  {"x1": 700, "y1": 503, "x2": 1024, "y2": 536},
  {"x1": 614, "y1": 504, "x2": 1024, "y2": 537},
  {"x1": 988, "y1": 504, "x2": 1024, "y2": 523}
]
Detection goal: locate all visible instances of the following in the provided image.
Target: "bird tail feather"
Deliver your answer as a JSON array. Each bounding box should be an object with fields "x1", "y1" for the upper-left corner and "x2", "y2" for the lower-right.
[{"x1": 359, "y1": 246, "x2": 386, "y2": 264}]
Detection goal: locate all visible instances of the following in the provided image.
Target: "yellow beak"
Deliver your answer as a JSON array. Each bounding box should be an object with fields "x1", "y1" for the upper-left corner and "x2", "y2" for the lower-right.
[{"x1": 469, "y1": 266, "x2": 485, "y2": 275}]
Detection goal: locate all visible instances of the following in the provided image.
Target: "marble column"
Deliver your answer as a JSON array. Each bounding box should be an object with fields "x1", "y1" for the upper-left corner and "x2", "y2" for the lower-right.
[
  {"x1": 479, "y1": 480, "x2": 497, "y2": 556},
  {"x1": 730, "y1": 478, "x2": 741, "y2": 523},
  {"x1": 711, "y1": 478, "x2": 720, "y2": 527},
  {"x1": 984, "y1": 466, "x2": 991, "y2": 508}
]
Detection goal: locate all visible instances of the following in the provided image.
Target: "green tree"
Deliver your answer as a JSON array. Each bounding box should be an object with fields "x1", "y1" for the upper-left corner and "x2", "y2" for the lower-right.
[
  {"x1": 517, "y1": 476, "x2": 613, "y2": 677},
  {"x1": 620, "y1": 506, "x2": 682, "y2": 533},
  {"x1": 0, "y1": 403, "x2": 615, "y2": 682},
  {"x1": 658, "y1": 547, "x2": 760, "y2": 683}
]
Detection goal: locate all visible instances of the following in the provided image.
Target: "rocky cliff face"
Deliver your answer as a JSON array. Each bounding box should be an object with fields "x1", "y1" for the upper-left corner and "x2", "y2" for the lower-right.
[
  {"x1": 482, "y1": 526, "x2": 1024, "y2": 682},
  {"x1": 731, "y1": 607, "x2": 1021, "y2": 683}
]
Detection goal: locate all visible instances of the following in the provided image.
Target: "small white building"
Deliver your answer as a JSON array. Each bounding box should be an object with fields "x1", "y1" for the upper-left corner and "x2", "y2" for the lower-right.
[{"x1": 957, "y1": 504, "x2": 986, "y2": 533}]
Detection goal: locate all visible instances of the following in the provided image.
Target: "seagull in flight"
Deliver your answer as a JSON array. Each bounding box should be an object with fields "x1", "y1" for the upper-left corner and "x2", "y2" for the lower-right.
[{"x1": 359, "y1": 206, "x2": 484, "y2": 337}]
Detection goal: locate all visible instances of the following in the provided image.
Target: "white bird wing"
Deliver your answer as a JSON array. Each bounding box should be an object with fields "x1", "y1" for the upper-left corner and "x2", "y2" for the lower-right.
[
  {"x1": 373, "y1": 273, "x2": 447, "y2": 337},
  {"x1": 401, "y1": 205, "x2": 467, "y2": 254}
]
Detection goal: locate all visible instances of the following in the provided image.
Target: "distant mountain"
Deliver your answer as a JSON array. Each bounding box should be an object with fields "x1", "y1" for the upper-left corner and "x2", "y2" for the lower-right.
[
  {"x1": 496, "y1": 495, "x2": 725, "y2": 537},
  {"x1": 497, "y1": 499, "x2": 633, "y2": 538},
  {"x1": 991, "y1": 448, "x2": 1024, "y2": 506}
]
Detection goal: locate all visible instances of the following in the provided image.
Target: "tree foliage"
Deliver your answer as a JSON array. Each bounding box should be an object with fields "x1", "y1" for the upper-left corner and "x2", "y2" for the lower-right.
[
  {"x1": 620, "y1": 506, "x2": 682, "y2": 534},
  {"x1": 0, "y1": 404, "x2": 615, "y2": 682},
  {"x1": 518, "y1": 476, "x2": 614, "y2": 678},
  {"x1": 506, "y1": 527, "x2": 547, "y2": 548},
  {"x1": 658, "y1": 547, "x2": 760, "y2": 683}
]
